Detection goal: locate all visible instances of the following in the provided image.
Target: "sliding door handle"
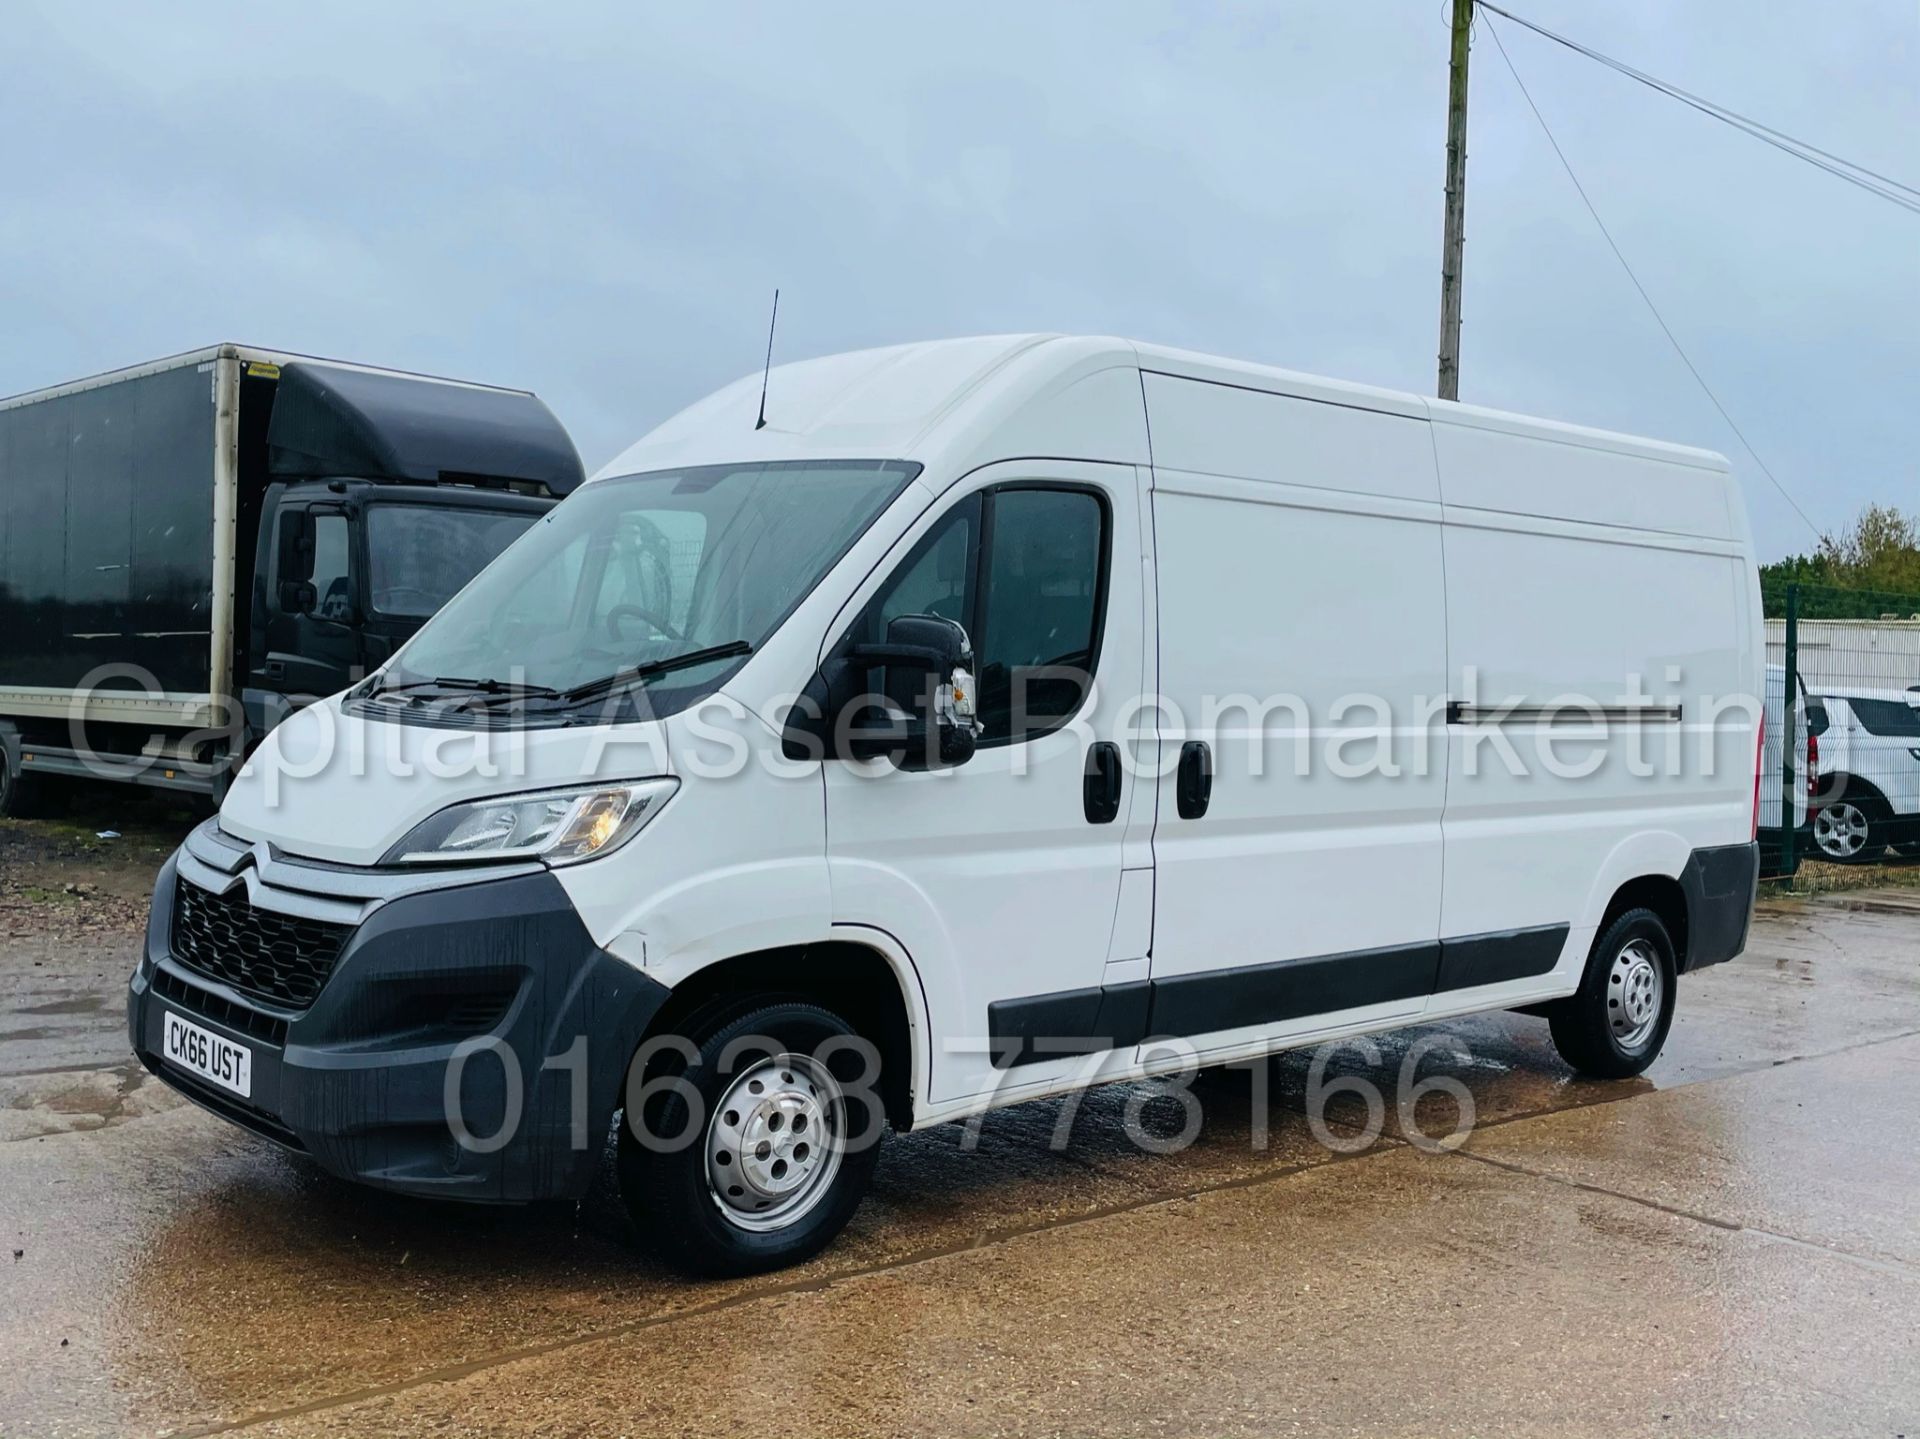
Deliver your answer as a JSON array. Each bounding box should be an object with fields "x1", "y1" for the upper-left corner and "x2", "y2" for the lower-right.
[
  {"x1": 1176, "y1": 740, "x2": 1212, "y2": 820},
  {"x1": 1083, "y1": 741, "x2": 1122, "y2": 825}
]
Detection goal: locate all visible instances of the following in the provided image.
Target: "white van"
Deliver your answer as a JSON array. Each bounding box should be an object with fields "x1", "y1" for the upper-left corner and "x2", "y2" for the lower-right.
[{"x1": 129, "y1": 336, "x2": 1764, "y2": 1274}]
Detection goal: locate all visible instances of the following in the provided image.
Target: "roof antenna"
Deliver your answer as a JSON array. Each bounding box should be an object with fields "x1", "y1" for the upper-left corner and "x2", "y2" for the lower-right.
[{"x1": 754, "y1": 288, "x2": 780, "y2": 431}]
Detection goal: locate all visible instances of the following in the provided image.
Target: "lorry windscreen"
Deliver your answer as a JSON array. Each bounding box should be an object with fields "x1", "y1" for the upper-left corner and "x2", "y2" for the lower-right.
[
  {"x1": 365, "y1": 504, "x2": 538, "y2": 619},
  {"x1": 376, "y1": 459, "x2": 919, "y2": 717}
]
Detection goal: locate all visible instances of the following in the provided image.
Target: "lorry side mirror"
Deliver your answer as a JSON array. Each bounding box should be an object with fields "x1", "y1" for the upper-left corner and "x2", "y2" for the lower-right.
[
  {"x1": 274, "y1": 510, "x2": 321, "y2": 615},
  {"x1": 277, "y1": 509, "x2": 317, "y2": 583}
]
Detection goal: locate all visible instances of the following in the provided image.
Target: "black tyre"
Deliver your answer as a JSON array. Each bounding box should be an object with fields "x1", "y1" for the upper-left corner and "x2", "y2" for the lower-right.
[
  {"x1": 617, "y1": 1000, "x2": 885, "y2": 1277},
  {"x1": 1812, "y1": 788, "x2": 1890, "y2": 864},
  {"x1": 0, "y1": 749, "x2": 41, "y2": 819},
  {"x1": 1547, "y1": 908, "x2": 1677, "y2": 1079}
]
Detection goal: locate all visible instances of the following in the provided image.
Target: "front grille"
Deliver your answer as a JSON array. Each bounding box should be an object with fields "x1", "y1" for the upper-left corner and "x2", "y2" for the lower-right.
[
  {"x1": 171, "y1": 878, "x2": 351, "y2": 1009},
  {"x1": 151, "y1": 965, "x2": 291, "y2": 1046}
]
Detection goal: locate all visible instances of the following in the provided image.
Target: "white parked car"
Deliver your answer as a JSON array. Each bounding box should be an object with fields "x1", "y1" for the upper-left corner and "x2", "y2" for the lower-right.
[
  {"x1": 1807, "y1": 686, "x2": 1920, "y2": 861},
  {"x1": 129, "y1": 335, "x2": 1765, "y2": 1275}
]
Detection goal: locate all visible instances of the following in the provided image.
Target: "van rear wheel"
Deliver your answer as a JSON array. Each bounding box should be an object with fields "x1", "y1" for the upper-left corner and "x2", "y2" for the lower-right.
[
  {"x1": 1547, "y1": 908, "x2": 1677, "y2": 1079},
  {"x1": 617, "y1": 1000, "x2": 884, "y2": 1277}
]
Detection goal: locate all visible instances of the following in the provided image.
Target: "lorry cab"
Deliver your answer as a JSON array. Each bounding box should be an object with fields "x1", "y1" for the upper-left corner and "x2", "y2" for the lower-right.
[
  {"x1": 0, "y1": 345, "x2": 583, "y2": 813},
  {"x1": 131, "y1": 335, "x2": 1764, "y2": 1279},
  {"x1": 252, "y1": 480, "x2": 553, "y2": 732},
  {"x1": 238, "y1": 357, "x2": 584, "y2": 755}
]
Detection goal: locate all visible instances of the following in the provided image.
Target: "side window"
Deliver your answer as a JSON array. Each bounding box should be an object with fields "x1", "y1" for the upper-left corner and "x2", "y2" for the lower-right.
[
  {"x1": 975, "y1": 488, "x2": 1106, "y2": 744},
  {"x1": 1850, "y1": 698, "x2": 1920, "y2": 739},
  {"x1": 857, "y1": 497, "x2": 979, "y2": 641},
  {"x1": 847, "y1": 485, "x2": 1107, "y2": 747},
  {"x1": 1805, "y1": 700, "x2": 1830, "y2": 739},
  {"x1": 848, "y1": 496, "x2": 980, "y2": 705},
  {"x1": 311, "y1": 513, "x2": 353, "y2": 621}
]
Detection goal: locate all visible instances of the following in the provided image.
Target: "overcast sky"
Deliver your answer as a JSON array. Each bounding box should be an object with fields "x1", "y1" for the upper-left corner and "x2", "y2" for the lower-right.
[{"x1": 4, "y1": 1, "x2": 1914, "y2": 559}]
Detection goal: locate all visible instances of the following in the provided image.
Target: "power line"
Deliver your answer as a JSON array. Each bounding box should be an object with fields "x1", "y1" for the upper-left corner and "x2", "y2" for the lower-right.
[
  {"x1": 1480, "y1": 12, "x2": 1824, "y2": 541},
  {"x1": 1476, "y1": 1, "x2": 1920, "y2": 216}
]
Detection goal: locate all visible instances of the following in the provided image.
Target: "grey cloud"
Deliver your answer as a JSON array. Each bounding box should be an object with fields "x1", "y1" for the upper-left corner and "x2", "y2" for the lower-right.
[{"x1": 3, "y1": 0, "x2": 1913, "y2": 557}]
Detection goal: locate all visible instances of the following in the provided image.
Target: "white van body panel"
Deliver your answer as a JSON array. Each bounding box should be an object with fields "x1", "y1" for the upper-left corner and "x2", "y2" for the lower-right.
[
  {"x1": 1141, "y1": 371, "x2": 1449, "y2": 1060},
  {"x1": 1428, "y1": 412, "x2": 1753, "y2": 1013},
  {"x1": 218, "y1": 696, "x2": 675, "y2": 867},
  {"x1": 1432, "y1": 515, "x2": 1753, "y2": 940},
  {"x1": 597, "y1": 336, "x2": 1151, "y2": 490},
  {"x1": 1426, "y1": 402, "x2": 1733, "y2": 539},
  {"x1": 557, "y1": 707, "x2": 833, "y2": 977}
]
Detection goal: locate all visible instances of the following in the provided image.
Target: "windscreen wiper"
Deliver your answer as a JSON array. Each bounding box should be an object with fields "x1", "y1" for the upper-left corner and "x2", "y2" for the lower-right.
[
  {"x1": 370, "y1": 675, "x2": 562, "y2": 703},
  {"x1": 557, "y1": 640, "x2": 753, "y2": 706}
]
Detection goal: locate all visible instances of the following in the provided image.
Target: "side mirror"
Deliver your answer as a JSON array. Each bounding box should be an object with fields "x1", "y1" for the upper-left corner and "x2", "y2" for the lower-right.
[
  {"x1": 839, "y1": 615, "x2": 980, "y2": 769},
  {"x1": 278, "y1": 579, "x2": 318, "y2": 615}
]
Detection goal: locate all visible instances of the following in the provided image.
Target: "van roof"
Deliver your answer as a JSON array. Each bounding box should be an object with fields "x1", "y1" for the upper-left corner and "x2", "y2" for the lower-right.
[{"x1": 597, "y1": 333, "x2": 1732, "y2": 482}]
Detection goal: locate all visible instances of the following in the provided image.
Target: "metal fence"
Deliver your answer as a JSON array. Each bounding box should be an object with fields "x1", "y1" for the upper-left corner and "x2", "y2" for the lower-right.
[{"x1": 1764, "y1": 581, "x2": 1920, "y2": 879}]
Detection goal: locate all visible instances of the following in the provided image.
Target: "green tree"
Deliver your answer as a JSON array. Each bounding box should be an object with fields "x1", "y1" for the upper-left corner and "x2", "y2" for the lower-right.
[
  {"x1": 1762, "y1": 505, "x2": 1920, "y2": 617},
  {"x1": 1816, "y1": 504, "x2": 1920, "y2": 595}
]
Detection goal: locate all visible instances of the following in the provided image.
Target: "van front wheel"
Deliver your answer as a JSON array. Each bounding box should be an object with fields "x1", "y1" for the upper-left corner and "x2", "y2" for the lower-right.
[
  {"x1": 617, "y1": 1000, "x2": 884, "y2": 1277},
  {"x1": 1547, "y1": 908, "x2": 1677, "y2": 1079}
]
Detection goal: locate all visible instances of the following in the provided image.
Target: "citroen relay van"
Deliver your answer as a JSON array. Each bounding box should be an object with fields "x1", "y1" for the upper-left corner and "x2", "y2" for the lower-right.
[{"x1": 130, "y1": 336, "x2": 1763, "y2": 1275}]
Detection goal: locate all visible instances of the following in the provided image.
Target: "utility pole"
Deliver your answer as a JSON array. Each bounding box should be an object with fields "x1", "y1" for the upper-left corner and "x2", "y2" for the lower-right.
[{"x1": 1436, "y1": 0, "x2": 1473, "y2": 401}]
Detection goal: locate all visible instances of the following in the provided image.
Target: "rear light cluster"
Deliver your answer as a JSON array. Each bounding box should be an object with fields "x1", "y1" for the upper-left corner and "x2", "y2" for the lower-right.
[
  {"x1": 1807, "y1": 729, "x2": 1820, "y2": 799},
  {"x1": 1752, "y1": 710, "x2": 1765, "y2": 840}
]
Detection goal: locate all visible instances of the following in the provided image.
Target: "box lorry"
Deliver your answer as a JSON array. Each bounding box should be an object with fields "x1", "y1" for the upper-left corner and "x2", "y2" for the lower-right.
[
  {"x1": 129, "y1": 335, "x2": 1763, "y2": 1276},
  {"x1": 0, "y1": 345, "x2": 583, "y2": 812}
]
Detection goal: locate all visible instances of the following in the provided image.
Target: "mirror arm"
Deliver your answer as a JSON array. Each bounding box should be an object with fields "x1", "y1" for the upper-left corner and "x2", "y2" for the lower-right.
[
  {"x1": 843, "y1": 720, "x2": 977, "y2": 767},
  {"x1": 850, "y1": 641, "x2": 957, "y2": 670}
]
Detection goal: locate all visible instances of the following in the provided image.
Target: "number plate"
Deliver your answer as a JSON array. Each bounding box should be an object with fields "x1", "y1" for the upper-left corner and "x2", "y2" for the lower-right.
[{"x1": 161, "y1": 1010, "x2": 253, "y2": 1099}]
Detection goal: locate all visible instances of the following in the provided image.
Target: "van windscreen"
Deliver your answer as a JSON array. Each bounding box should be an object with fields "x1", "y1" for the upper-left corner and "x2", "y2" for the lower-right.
[{"x1": 377, "y1": 459, "x2": 917, "y2": 718}]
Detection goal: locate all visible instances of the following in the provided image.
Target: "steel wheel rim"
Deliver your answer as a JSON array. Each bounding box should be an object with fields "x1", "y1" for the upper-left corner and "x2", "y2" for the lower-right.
[
  {"x1": 1814, "y1": 801, "x2": 1869, "y2": 858},
  {"x1": 1607, "y1": 939, "x2": 1664, "y2": 1052},
  {"x1": 704, "y1": 1053, "x2": 844, "y2": 1233}
]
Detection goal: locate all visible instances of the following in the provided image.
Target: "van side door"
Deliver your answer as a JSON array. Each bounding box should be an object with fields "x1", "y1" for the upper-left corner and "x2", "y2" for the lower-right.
[
  {"x1": 1140, "y1": 374, "x2": 1449, "y2": 1056},
  {"x1": 820, "y1": 461, "x2": 1147, "y2": 1105}
]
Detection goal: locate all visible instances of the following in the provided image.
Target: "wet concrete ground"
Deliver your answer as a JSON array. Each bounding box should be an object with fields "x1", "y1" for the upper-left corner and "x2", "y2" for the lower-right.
[{"x1": 2, "y1": 839, "x2": 1917, "y2": 1435}]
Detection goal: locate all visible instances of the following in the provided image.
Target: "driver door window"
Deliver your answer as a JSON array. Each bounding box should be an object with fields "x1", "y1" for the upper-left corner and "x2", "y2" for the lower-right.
[
  {"x1": 310, "y1": 514, "x2": 353, "y2": 622},
  {"x1": 853, "y1": 485, "x2": 1108, "y2": 745}
]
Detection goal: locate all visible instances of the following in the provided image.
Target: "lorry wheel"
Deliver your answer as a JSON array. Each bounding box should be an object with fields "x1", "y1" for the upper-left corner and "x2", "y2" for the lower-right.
[
  {"x1": 0, "y1": 751, "x2": 41, "y2": 819},
  {"x1": 617, "y1": 1000, "x2": 884, "y2": 1277},
  {"x1": 1547, "y1": 908, "x2": 1677, "y2": 1079}
]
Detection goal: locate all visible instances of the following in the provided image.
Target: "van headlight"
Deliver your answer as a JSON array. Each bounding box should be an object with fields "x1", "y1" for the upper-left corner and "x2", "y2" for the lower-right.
[{"x1": 384, "y1": 779, "x2": 679, "y2": 866}]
